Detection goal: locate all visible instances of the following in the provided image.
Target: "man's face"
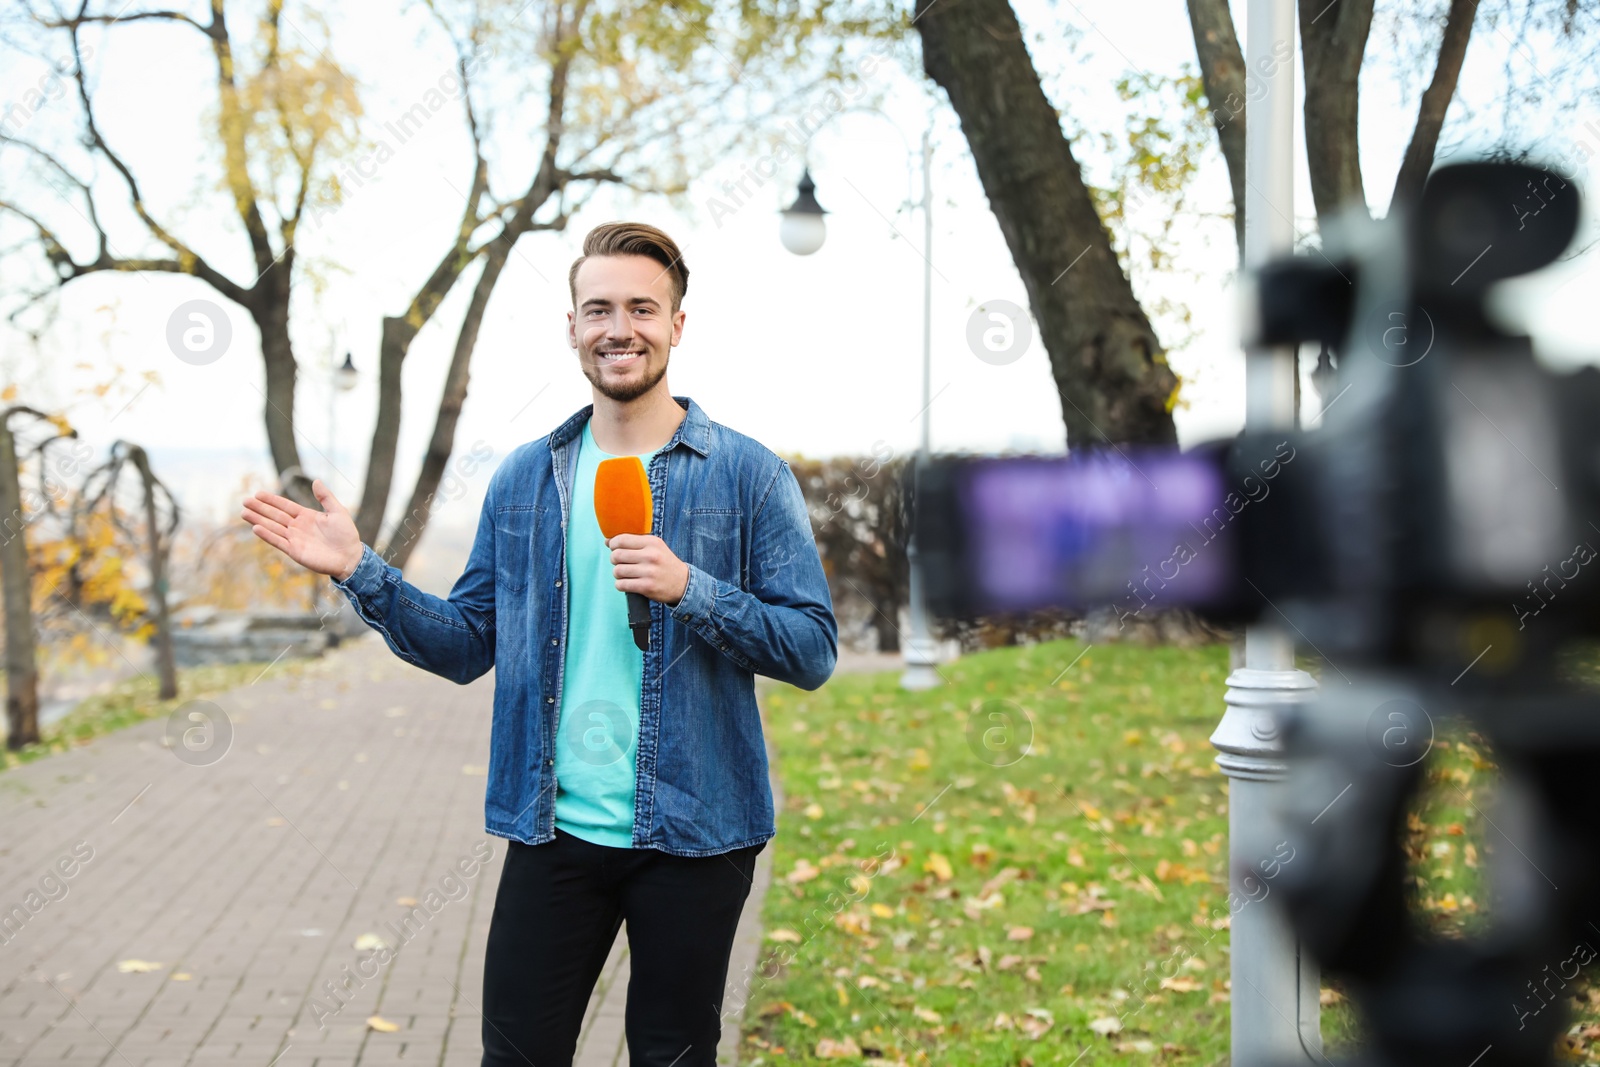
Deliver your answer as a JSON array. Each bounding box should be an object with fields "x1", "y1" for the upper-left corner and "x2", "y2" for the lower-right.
[{"x1": 568, "y1": 254, "x2": 685, "y2": 403}]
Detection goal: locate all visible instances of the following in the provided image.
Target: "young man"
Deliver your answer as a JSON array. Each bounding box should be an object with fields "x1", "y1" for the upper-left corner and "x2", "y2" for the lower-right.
[{"x1": 241, "y1": 221, "x2": 838, "y2": 1067}]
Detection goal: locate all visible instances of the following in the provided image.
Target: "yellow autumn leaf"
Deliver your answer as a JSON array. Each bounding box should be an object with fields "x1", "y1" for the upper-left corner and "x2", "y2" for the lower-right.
[
  {"x1": 1159, "y1": 976, "x2": 1202, "y2": 993},
  {"x1": 767, "y1": 928, "x2": 803, "y2": 943},
  {"x1": 870, "y1": 903, "x2": 894, "y2": 919},
  {"x1": 815, "y1": 1037, "x2": 861, "y2": 1058},
  {"x1": 366, "y1": 1015, "x2": 400, "y2": 1033},
  {"x1": 786, "y1": 859, "x2": 821, "y2": 884},
  {"x1": 924, "y1": 853, "x2": 953, "y2": 882},
  {"x1": 117, "y1": 959, "x2": 162, "y2": 973}
]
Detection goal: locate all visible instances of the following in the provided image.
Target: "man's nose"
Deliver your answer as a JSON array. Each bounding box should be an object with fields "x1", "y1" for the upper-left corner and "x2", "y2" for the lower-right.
[{"x1": 605, "y1": 311, "x2": 634, "y2": 340}]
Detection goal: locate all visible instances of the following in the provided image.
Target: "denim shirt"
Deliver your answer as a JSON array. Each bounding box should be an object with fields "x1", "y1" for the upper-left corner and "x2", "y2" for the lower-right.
[{"x1": 332, "y1": 395, "x2": 838, "y2": 856}]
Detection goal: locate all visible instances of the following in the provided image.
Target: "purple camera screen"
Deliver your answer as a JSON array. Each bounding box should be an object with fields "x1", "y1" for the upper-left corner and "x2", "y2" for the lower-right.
[{"x1": 954, "y1": 451, "x2": 1238, "y2": 615}]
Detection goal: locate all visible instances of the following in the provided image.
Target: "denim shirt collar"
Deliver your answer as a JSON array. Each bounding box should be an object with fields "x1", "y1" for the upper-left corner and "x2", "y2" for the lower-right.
[{"x1": 546, "y1": 394, "x2": 711, "y2": 458}]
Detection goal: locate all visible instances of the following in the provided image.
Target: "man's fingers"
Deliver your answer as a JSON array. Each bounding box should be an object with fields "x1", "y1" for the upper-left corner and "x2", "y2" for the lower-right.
[
  {"x1": 241, "y1": 508, "x2": 289, "y2": 541},
  {"x1": 248, "y1": 521, "x2": 292, "y2": 555},
  {"x1": 243, "y1": 496, "x2": 294, "y2": 528},
  {"x1": 252, "y1": 489, "x2": 303, "y2": 518}
]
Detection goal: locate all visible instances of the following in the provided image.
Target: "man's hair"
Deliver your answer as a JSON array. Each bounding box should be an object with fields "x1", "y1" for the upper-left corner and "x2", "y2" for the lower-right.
[{"x1": 568, "y1": 221, "x2": 689, "y2": 312}]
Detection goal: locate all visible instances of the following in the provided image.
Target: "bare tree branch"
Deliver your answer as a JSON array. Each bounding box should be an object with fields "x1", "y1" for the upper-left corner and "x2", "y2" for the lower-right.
[{"x1": 1391, "y1": 0, "x2": 1480, "y2": 210}]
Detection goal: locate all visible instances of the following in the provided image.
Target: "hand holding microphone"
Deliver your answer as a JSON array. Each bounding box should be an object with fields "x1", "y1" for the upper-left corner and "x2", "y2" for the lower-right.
[{"x1": 594, "y1": 457, "x2": 690, "y2": 651}]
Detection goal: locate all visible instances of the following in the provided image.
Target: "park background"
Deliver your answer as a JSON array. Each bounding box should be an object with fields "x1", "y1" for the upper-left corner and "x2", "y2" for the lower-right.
[{"x1": 2, "y1": 0, "x2": 1600, "y2": 1064}]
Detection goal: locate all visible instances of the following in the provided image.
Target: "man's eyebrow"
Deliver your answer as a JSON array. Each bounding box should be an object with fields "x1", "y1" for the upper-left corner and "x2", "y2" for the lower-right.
[{"x1": 580, "y1": 295, "x2": 662, "y2": 310}]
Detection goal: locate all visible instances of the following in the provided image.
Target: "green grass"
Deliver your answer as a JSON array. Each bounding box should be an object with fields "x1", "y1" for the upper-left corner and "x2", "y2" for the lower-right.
[
  {"x1": 744, "y1": 638, "x2": 1600, "y2": 1065},
  {"x1": 1, "y1": 657, "x2": 311, "y2": 771}
]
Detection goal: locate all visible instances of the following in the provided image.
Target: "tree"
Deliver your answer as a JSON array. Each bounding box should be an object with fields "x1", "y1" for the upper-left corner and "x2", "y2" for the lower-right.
[
  {"x1": 0, "y1": 404, "x2": 75, "y2": 748},
  {"x1": 1, "y1": 0, "x2": 897, "y2": 567},
  {"x1": 914, "y1": 0, "x2": 1181, "y2": 448},
  {"x1": 916, "y1": 0, "x2": 1599, "y2": 442},
  {"x1": 80, "y1": 442, "x2": 181, "y2": 700}
]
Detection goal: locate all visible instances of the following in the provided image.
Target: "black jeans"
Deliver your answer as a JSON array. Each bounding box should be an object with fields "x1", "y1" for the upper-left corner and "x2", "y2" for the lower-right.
[{"x1": 480, "y1": 830, "x2": 764, "y2": 1067}]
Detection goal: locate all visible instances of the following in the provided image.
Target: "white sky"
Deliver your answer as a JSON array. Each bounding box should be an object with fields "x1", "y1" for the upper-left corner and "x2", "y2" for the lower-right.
[{"x1": 2, "y1": 0, "x2": 1597, "y2": 582}]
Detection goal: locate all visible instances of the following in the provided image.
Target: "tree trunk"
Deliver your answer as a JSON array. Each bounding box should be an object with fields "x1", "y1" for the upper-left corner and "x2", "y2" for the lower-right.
[
  {"x1": 354, "y1": 316, "x2": 415, "y2": 544},
  {"x1": 915, "y1": 0, "x2": 1178, "y2": 447},
  {"x1": 129, "y1": 446, "x2": 177, "y2": 701},
  {"x1": 0, "y1": 419, "x2": 40, "y2": 749},
  {"x1": 1186, "y1": 0, "x2": 1248, "y2": 254},
  {"x1": 1391, "y1": 0, "x2": 1480, "y2": 210},
  {"x1": 1300, "y1": 0, "x2": 1376, "y2": 223},
  {"x1": 381, "y1": 199, "x2": 561, "y2": 566},
  {"x1": 256, "y1": 306, "x2": 308, "y2": 502}
]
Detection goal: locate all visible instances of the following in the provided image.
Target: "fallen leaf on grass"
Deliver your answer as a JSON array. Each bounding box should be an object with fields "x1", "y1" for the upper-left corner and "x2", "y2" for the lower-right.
[
  {"x1": 1158, "y1": 976, "x2": 1202, "y2": 993},
  {"x1": 786, "y1": 859, "x2": 821, "y2": 884},
  {"x1": 766, "y1": 928, "x2": 802, "y2": 943},
  {"x1": 1007, "y1": 925, "x2": 1034, "y2": 941},
  {"x1": 1089, "y1": 1016, "x2": 1123, "y2": 1035},
  {"x1": 923, "y1": 853, "x2": 953, "y2": 882},
  {"x1": 912, "y1": 1006, "x2": 941, "y2": 1023},
  {"x1": 814, "y1": 1037, "x2": 861, "y2": 1058},
  {"x1": 1115, "y1": 1039, "x2": 1156, "y2": 1053},
  {"x1": 1320, "y1": 987, "x2": 1345, "y2": 1006},
  {"x1": 1020, "y1": 1008, "x2": 1053, "y2": 1040}
]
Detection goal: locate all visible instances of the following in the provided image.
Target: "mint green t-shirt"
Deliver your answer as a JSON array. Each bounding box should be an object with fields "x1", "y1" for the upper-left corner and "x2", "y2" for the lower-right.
[{"x1": 552, "y1": 421, "x2": 659, "y2": 848}]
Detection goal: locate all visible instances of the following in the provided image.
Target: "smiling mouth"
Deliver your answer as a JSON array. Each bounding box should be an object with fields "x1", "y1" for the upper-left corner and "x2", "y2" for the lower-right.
[{"x1": 598, "y1": 350, "x2": 644, "y2": 365}]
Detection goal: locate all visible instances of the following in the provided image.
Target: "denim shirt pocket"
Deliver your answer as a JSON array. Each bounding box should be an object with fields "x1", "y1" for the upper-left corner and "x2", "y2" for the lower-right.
[
  {"x1": 682, "y1": 507, "x2": 744, "y2": 588},
  {"x1": 494, "y1": 504, "x2": 543, "y2": 595}
]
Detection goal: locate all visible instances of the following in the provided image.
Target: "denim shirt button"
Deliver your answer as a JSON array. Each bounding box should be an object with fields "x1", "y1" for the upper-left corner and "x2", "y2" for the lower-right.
[{"x1": 546, "y1": 697, "x2": 554, "y2": 703}]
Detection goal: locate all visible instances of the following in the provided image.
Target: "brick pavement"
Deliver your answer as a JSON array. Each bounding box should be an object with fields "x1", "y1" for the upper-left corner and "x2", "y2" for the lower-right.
[{"x1": 0, "y1": 637, "x2": 902, "y2": 1067}]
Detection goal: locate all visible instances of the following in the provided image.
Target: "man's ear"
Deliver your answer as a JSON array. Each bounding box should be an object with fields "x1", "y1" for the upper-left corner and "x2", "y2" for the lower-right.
[
  {"x1": 671, "y1": 309, "x2": 686, "y2": 347},
  {"x1": 567, "y1": 310, "x2": 577, "y2": 349}
]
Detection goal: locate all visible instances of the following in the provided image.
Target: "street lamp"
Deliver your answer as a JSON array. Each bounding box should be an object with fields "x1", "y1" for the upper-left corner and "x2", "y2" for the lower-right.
[
  {"x1": 327, "y1": 350, "x2": 358, "y2": 475},
  {"x1": 780, "y1": 170, "x2": 829, "y2": 256},
  {"x1": 335, "y1": 351, "x2": 359, "y2": 393},
  {"x1": 778, "y1": 122, "x2": 942, "y2": 690}
]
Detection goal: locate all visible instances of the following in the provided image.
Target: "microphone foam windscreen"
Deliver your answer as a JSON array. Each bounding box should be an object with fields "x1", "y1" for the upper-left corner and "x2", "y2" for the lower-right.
[{"x1": 594, "y1": 456, "x2": 653, "y2": 538}]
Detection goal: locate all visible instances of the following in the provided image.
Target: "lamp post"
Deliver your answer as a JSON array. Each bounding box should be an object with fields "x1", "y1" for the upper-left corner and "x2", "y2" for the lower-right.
[
  {"x1": 1209, "y1": 1, "x2": 1322, "y2": 1064},
  {"x1": 327, "y1": 350, "x2": 358, "y2": 475},
  {"x1": 779, "y1": 120, "x2": 942, "y2": 690}
]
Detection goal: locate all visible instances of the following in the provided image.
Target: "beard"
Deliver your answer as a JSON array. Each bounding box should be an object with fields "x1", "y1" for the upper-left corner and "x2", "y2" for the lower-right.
[{"x1": 579, "y1": 345, "x2": 669, "y2": 403}]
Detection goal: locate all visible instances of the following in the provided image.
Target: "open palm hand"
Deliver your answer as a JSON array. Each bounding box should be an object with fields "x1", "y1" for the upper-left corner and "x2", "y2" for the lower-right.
[{"x1": 241, "y1": 479, "x2": 365, "y2": 581}]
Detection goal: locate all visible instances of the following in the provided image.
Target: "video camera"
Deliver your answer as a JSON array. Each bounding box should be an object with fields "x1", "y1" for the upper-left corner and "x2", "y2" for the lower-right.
[
  {"x1": 918, "y1": 160, "x2": 1597, "y2": 680},
  {"x1": 915, "y1": 160, "x2": 1600, "y2": 1066}
]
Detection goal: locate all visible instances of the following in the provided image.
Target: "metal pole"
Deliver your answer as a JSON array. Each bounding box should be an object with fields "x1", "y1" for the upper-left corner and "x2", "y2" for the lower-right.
[
  {"x1": 902, "y1": 121, "x2": 940, "y2": 690},
  {"x1": 1210, "y1": 0, "x2": 1322, "y2": 1063}
]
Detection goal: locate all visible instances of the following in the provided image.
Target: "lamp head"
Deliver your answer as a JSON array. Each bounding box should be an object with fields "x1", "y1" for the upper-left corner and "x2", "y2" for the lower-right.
[{"x1": 780, "y1": 169, "x2": 828, "y2": 256}]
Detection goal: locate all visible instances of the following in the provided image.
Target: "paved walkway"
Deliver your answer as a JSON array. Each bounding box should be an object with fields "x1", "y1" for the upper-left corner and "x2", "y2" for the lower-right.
[{"x1": 0, "y1": 635, "x2": 905, "y2": 1067}]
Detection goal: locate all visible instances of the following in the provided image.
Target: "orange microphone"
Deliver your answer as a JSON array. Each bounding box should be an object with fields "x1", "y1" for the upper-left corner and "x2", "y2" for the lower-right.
[{"x1": 594, "y1": 456, "x2": 654, "y2": 651}]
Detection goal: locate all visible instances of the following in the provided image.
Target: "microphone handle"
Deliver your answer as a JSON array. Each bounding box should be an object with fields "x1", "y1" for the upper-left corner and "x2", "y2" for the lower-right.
[{"x1": 626, "y1": 591, "x2": 650, "y2": 651}]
